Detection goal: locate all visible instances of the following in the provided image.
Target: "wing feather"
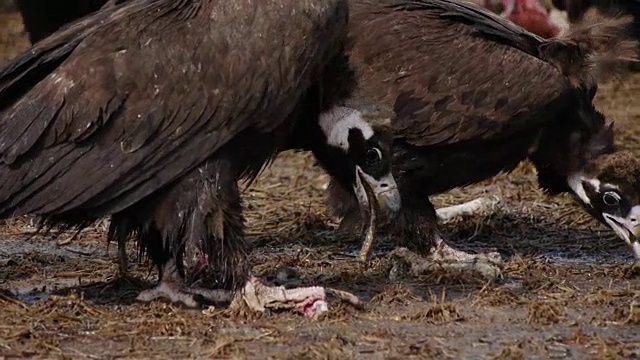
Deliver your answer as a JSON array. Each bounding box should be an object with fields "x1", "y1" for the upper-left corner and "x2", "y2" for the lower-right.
[
  {"x1": 349, "y1": 0, "x2": 573, "y2": 147},
  {"x1": 0, "y1": 0, "x2": 348, "y2": 217}
]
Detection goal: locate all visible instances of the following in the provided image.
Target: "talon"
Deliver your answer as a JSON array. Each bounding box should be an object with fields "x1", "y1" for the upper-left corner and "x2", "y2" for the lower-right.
[
  {"x1": 389, "y1": 237, "x2": 504, "y2": 280},
  {"x1": 136, "y1": 260, "x2": 235, "y2": 308}
]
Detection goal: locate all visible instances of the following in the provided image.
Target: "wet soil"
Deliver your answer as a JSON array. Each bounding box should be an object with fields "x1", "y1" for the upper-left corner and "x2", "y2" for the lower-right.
[{"x1": 0, "y1": 9, "x2": 638, "y2": 360}]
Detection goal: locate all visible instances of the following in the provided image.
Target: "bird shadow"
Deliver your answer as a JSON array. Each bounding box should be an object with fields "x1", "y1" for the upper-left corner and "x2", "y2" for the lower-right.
[
  {"x1": 440, "y1": 210, "x2": 631, "y2": 263},
  {"x1": 49, "y1": 275, "x2": 151, "y2": 305}
]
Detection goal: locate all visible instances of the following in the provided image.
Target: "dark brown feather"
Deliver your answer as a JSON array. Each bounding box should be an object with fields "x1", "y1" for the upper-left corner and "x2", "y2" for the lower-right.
[
  {"x1": 348, "y1": 0, "x2": 571, "y2": 148},
  {"x1": 0, "y1": 0, "x2": 349, "y2": 219},
  {"x1": 348, "y1": 0, "x2": 636, "y2": 149},
  {"x1": 0, "y1": 0, "x2": 359, "y2": 295},
  {"x1": 328, "y1": 0, "x2": 638, "y2": 251}
]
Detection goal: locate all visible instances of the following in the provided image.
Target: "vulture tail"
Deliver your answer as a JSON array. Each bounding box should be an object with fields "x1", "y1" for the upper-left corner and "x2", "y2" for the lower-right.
[{"x1": 539, "y1": 13, "x2": 639, "y2": 89}]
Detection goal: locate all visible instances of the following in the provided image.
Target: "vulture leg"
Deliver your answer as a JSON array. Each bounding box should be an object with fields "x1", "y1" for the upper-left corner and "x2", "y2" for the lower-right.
[
  {"x1": 133, "y1": 160, "x2": 251, "y2": 308},
  {"x1": 435, "y1": 196, "x2": 501, "y2": 224},
  {"x1": 387, "y1": 194, "x2": 504, "y2": 280},
  {"x1": 389, "y1": 237, "x2": 503, "y2": 281},
  {"x1": 117, "y1": 239, "x2": 128, "y2": 277},
  {"x1": 136, "y1": 258, "x2": 234, "y2": 307},
  {"x1": 327, "y1": 179, "x2": 503, "y2": 279},
  {"x1": 133, "y1": 160, "x2": 335, "y2": 316},
  {"x1": 107, "y1": 214, "x2": 133, "y2": 279}
]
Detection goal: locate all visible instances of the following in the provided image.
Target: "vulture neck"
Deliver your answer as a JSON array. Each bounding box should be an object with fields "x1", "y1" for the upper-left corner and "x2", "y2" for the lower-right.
[
  {"x1": 286, "y1": 105, "x2": 364, "y2": 153},
  {"x1": 567, "y1": 172, "x2": 599, "y2": 206}
]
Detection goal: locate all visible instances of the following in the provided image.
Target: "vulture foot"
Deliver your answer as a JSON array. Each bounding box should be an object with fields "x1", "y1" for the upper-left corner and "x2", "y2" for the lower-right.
[
  {"x1": 136, "y1": 260, "x2": 234, "y2": 308},
  {"x1": 389, "y1": 238, "x2": 503, "y2": 280},
  {"x1": 136, "y1": 282, "x2": 233, "y2": 308},
  {"x1": 436, "y1": 196, "x2": 501, "y2": 224},
  {"x1": 138, "y1": 261, "x2": 362, "y2": 317}
]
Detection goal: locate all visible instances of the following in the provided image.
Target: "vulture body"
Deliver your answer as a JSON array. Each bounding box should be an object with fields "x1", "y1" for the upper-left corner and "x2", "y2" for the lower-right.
[
  {"x1": 0, "y1": 0, "x2": 401, "y2": 311},
  {"x1": 327, "y1": 0, "x2": 640, "y2": 269}
]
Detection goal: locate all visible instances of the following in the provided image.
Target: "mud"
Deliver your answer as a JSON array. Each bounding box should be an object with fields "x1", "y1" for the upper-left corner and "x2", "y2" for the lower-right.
[{"x1": 0, "y1": 9, "x2": 638, "y2": 360}]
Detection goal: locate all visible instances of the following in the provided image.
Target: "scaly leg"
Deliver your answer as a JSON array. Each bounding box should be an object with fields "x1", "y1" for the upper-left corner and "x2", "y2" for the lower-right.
[
  {"x1": 136, "y1": 259, "x2": 235, "y2": 307},
  {"x1": 97, "y1": 238, "x2": 136, "y2": 295},
  {"x1": 436, "y1": 196, "x2": 501, "y2": 224},
  {"x1": 117, "y1": 238, "x2": 128, "y2": 277},
  {"x1": 389, "y1": 236, "x2": 503, "y2": 280}
]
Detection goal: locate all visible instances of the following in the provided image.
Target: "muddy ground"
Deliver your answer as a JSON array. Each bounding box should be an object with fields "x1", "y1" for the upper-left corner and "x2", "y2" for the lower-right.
[{"x1": 0, "y1": 10, "x2": 638, "y2": 360}]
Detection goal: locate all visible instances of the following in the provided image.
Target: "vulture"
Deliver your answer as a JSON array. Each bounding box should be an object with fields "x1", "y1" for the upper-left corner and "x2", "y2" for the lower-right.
[
  {"x1": 0, "y1": 0, "x2": 402, "y2": 313},
  {"x1": 325, "y1": 0, "x2": 640, "y2": 276}
]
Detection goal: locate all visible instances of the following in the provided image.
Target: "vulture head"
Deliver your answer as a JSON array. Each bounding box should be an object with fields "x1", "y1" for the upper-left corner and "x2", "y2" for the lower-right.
[
  {"x1": 316, "y1": 106, "x2": 401, "y2": 223},
  {"x1": 569, "y1": 151, "x2": 640, "y2": 261}
]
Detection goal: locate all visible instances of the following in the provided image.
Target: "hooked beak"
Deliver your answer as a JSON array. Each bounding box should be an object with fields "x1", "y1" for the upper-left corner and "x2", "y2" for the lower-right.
[
  {"x1": 353, "y1": 166, "x2": 401, "y2": 221},
  {"x1": 602, "y1": 210, "x2": 640, "y2": 263}
]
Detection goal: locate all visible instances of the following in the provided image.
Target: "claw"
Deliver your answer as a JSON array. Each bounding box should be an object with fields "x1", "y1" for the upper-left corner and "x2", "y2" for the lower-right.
[
  {"x1": 136, "y1": 259, "x2": 234, "y2": 308},
  {"x1": 140, "y1": 260, "x2": 362, "y2": 317},
  {"x1": 389, "y1": 237, "x2": 504, "y2": 280},
  {"x1": 136, "y1": 280, "x2": 234, "y2": 308}
]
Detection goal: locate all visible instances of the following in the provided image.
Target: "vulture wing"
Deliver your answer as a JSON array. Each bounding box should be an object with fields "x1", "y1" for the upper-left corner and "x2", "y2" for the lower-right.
[
  {"x1": 349, "y1": 0, "x2": 574, "y2": 147},
  {"x1": 0, "y1": 0, "x2": 348, "y2": 217}
]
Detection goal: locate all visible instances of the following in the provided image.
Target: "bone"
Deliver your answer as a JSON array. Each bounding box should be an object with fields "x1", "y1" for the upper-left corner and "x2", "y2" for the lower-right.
[
  {"x1": 230, "y1": 276, "x2": 327, "y2": 317},
  {"x1": 137, "y1": 271, "x2": 353, "y2": 318},
  {"x1": 436, "y1": 196, "x2": 501, "y2": 224}
]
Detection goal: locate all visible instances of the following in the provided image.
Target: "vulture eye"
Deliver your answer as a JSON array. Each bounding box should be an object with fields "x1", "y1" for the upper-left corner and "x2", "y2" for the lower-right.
[
  {"x1": 602, "y1": 191, "x2": 620, "y2": 206},
  {"x1": 366, "y1": 147, "x2": 382, "y2": 164}
]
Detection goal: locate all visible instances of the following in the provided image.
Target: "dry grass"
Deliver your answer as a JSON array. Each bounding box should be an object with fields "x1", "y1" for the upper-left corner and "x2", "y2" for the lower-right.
[{"x1": 0, "y1": 8, "x2": 638, "y2": 359}]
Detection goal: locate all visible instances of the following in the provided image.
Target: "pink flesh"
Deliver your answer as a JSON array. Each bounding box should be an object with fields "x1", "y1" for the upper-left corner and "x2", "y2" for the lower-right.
[
  {"x1": 300, "y1": 297, "x2": 323, "y2": 317},
  {"x1": 189, "y1": 253, "x2": 209, "y2": 280},
  {"x1": 502, "y1": 0, "x2": 548, "y2": 16}
]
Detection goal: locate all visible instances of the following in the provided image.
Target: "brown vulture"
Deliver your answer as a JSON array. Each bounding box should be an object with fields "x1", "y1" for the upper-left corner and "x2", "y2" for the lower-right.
[
  {"x1": 0, "y1": 0, "x2": 402, "y2": 313},
  {"x1": 324, "y1": 0, "x2": 640, "y2": 277}
]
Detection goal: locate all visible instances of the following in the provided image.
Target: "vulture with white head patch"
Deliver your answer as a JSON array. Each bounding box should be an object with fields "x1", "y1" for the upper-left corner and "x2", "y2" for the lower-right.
[
  {"x1": 325, "y1": 0, "x2": 640, "y2": 277},
  {"x1": 0, "y1": 0, "x2": 401, "y2": 314}
]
